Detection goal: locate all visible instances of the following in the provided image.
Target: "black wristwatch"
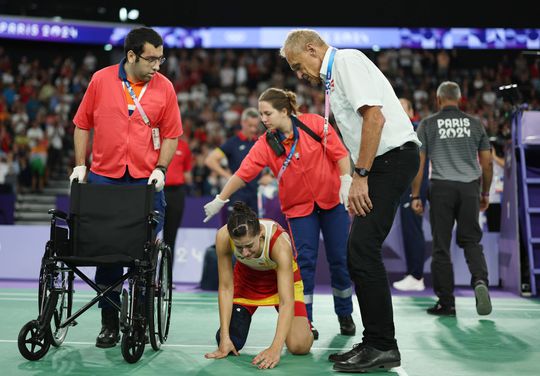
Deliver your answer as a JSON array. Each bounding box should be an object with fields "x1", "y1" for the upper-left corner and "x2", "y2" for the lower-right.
[
  {"x1": 354, "y1": 167, "x2": 370, "y2": 177},
  {"x1": 156, "y1": 165, "x2": 167, "y2": 175}
]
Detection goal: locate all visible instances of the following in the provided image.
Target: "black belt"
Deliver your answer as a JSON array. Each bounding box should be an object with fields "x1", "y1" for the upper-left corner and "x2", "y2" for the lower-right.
[{"x1": 387, "y1": 141, "x2": 418, "y2": 153}]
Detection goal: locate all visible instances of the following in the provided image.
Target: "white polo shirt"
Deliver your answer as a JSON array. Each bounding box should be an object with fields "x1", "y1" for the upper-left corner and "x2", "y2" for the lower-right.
[{"x1": 320, "y1": 48, "x2": 421, "y2": 163}]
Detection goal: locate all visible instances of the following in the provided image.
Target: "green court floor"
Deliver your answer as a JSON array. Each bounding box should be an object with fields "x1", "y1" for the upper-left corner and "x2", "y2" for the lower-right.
[{"x1": 1, "y1": 288, "x2": 539, "y2": 375}]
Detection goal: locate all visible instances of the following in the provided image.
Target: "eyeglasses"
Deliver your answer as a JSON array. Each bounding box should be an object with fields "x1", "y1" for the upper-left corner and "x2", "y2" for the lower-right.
[{"x1": 136, "y1": 54, "x2": 166, "y2": 65}]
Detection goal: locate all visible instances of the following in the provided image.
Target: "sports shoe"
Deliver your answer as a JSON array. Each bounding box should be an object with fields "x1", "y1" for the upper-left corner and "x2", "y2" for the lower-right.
[
  {"x1": 311, "y1": 327, "x2": 319, "y2": 340},
  {"x1": 426, "y1": 302, "x2": 456, "y2": 316},
  {"x1": 338, "y1": 315, "x2": 356, "y2": 336},
  {"x1": 392, "y1": 275, "x2": 425, "y2": 291},
  {"x1": 474, "y1": 280, "x2": 492, "y2": 315}
]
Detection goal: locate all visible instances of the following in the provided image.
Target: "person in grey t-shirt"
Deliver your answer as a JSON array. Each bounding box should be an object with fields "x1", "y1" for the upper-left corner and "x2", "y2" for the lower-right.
[{"x1": 411, "y1": 81, "x2": 493, "y2": 317}]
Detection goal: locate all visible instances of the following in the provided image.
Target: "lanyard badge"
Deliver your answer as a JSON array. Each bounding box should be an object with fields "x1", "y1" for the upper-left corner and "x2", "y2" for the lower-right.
[
  {"x1": 324, "y1": 48, "x2": 337, "y2": 153},
  {"x1": 276, "y1": 125, "x2": 299, "y2": 183},
  {"x1": 124, "y1": 80, "x2": 160, "y2": 150}
]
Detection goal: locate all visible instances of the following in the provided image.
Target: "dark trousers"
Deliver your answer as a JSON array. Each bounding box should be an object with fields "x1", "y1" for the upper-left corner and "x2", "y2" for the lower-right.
[
  {"x1": 399, "y1": 187, "x2": 426, "y2": 279},
  {"x1": 348, "y1": 145, "x2": 419, "y2": 351},
  {"x1": 429, "y1": 179, "x2": 489, "y2": 307},
  {"x1": 288, "y1": 204, "x2": 353, "y2": 322},
  {"x1": 163, "y1": 184, "x2": 186, "y2": 265},
  {"x1": 485, "y1": 203, "x2": 501, "y2": 232}
]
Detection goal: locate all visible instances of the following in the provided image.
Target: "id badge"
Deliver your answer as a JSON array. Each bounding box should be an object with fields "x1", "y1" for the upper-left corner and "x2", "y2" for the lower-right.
[{"x1": 151, "y1": 128, "x2": 161, "y2": 150}]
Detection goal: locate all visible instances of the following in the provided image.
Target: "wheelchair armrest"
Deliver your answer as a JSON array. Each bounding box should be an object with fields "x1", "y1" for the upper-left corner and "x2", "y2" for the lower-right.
[{"x1": 48, "y1": 209, "x2": 68, "y2": 220}]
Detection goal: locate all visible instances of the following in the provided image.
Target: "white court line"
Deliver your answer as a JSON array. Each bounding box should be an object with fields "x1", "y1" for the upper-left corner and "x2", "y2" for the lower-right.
[
  {"x1": 0, "y1": 338, "x2": 410, "y2": 374},
  {"x1": 0, "y1": 339, "x2": 402, "y2": 354},
  {"x1": 1, "y1": 291, "x2": 536, "y2": 306},
  {"x1": 0, "y1": 339, "x2": 344, "y2": 350},
  {"x1": 2, "y1": 297, "x2": 540, "y2": 312},
  {"x1": 391, "y1": 366, "x2": 409, "y2": 376}
]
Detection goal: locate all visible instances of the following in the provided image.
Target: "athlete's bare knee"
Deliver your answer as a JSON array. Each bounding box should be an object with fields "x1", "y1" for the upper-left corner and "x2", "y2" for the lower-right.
[{"x1": 287, "y1": 340, "x2": 312, "y2": 355}]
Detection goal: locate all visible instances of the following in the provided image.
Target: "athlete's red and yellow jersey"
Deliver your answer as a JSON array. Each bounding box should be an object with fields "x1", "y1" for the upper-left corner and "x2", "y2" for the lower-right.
[{"x1": 232, "y1": 219, "x2": 305, "y2": 307}]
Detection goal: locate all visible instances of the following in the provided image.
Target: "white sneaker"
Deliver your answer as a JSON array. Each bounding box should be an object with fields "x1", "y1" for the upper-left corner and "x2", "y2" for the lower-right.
[{"x1": 393, "y1": 275, "x2": 425, "y2": 291}]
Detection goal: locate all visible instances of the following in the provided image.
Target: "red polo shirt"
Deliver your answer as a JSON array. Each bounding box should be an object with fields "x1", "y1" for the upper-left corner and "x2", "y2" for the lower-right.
[
  {"x1": 165, "y1": 138, "x2": 192, "y2": 186},
  {"x1": 235, "y1": 113, "x2": 349, "y2": 219},
  {"x1": 73, "y1": 63, "x2": 182, "y2": 178}
]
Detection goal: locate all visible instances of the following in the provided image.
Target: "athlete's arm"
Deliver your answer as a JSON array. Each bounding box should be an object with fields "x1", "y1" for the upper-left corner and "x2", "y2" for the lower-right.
[
  {"x1": 252, "y1": 232, "x2": 294, "y2": 369},
  {"x1": 205, "y1": 227, "x2": 239, "y2": 359}
]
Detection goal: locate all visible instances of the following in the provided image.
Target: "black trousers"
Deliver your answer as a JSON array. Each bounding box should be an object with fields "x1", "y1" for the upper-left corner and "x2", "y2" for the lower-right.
[
  {"x1": 428, "y1": 179, "x2": 488, "y2": 307},
  {"x1": 348, "y1": 144, "x2": 419, "y2": 351},
  {"x1": 163, "y1": 185, "x2": 186, "y2": 265}
]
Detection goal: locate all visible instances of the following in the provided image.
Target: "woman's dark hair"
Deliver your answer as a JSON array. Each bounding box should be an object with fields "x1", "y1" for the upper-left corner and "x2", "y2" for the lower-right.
[
  {"x1": 227, "y1": 202, "x2": 260, "y2": 238},
  {"x1": 124, "y1": 27, "x2": 163, "y2": 58},
  {"x1": 259, "y1": 88, "x2": 299, "y2": 116}
]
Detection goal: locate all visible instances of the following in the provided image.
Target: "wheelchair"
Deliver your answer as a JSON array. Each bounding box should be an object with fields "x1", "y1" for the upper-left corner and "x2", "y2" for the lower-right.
[{"x1": 17, "y1": 182, "x2": 173, "y2": 363}]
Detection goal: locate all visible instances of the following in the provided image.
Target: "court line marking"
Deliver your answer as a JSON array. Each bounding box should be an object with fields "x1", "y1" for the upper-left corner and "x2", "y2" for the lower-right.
[
  {"x1": 1, "y1": 291, "x2": 536, "y2": 305},
  {"x1": 0, "y1": 338, "x2": 404, "y2": 353},
  {"x1": 0, "y1": 338, "x2": 410, "y2": 374},
  {"x1": 1, "y1": 297, "x2": 539, "y2": 312}
]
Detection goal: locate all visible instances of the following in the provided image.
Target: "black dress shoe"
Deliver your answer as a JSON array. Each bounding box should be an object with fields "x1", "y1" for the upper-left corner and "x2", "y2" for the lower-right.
[
  {"x1": 426, "y1": 302, "x2": 456, "y2": 316},
  {"x1": 96, "y1": 326, "x2": 119, "y2": 348},
  {"x1": 96, "y1": 308, "x2": 119, "y2": 348},
  {"x1": 338, "y1": 315, "x2": 356, "y2": 336},
  {"x1": 333, "y1": 346, "x2": 400, "y2": 373},
  {"x1": 328, "y1": 343, "x2": 365, "y2": 362}
]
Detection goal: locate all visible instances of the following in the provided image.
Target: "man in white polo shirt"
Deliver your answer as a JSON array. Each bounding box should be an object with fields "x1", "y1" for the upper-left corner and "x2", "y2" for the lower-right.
[{"x1": 281, "y1": 29, "x2": 421, "y2": 373}]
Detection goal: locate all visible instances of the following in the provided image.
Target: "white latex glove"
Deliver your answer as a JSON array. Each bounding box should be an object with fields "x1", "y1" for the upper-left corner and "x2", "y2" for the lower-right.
[
  {"x1": 339, "y1": 174, "x2": 353, "y2": 209},
  {"x1": 203, "y1": 195, "x2": 229, "y2": 223},
  {"x1": 69, "y1": 165, "x2": 87, "y2": 185},
  {"x1": 148, "y1": 168, "x2": 165, "y2": 192}
]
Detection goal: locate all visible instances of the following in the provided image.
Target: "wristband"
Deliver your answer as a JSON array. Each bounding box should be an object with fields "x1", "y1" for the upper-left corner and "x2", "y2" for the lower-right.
[
  {"x1": 410, "y1": 196, "x2": 421, "y2": 201},
  {"x1": 481, "y1": 192, "x2": 490, "y2": 197},
  {"x1": 156, "y1": 164, "x2": 167, "y2": 174}
]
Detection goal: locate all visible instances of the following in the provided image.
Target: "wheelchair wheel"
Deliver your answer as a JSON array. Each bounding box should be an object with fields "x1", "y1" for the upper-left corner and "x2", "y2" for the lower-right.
[
  {"x1": 18, "y1": 320, "x2": 51, "y2": 361},
  {"x1": 38, "y1": 262, "x2": 73, "y2": 347},
  {"x1": 121, "y1": 327, "x2": 146, "y2": 363},
  {"x1": 147, "y1": 242, "x2": 173, "y2": 351}
]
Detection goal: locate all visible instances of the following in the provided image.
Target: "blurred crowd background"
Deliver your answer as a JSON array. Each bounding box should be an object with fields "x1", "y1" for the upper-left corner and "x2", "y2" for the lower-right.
[{"x1": 1, "y1": 40, "x2": 539, "y2": 198}]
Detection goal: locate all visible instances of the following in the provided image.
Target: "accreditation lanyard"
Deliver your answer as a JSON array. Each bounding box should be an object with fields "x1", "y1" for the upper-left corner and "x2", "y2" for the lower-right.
[
  {"x1": 323, "y1": 48, "x2": 337, "y2": 153},
  {"x1": 123, "y1": 80, "x2": 150, "y2": 126},
  {"x1": 124, "y1": 80, "x2": 161, "y2": 149},
  {"x1": 276, "y1": 125, "x2": 299, "y2": 183}
]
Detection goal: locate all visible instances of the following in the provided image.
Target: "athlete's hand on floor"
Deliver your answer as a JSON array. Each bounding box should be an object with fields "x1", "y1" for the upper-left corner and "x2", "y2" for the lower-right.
[
  {"x1": 205, "y1": 337, "x2": 239, "y2": 359},
  {"x1": 252, "y1": 346, "x2": 281, "y2": 369}
]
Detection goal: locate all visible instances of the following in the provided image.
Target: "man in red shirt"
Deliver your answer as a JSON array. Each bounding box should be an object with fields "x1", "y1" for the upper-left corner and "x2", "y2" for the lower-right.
[{"x1": 69, "y1": 27, "x2": 182, "y2": 349}]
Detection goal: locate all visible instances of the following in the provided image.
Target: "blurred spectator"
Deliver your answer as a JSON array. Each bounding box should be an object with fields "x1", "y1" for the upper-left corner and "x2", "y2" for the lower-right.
[
  {"x1": 205, "y1": 107, "x2": 261, "y2": 214},
  {"x1": 0, "y1": 43, "x2": 538, "y2": 203},
  {"x1": 393, "y1": 98, "x2": 428, "y2": 292},
  {"x1": 29, "y1": 138, "x2": 48, "y2": 193},
  {"x1": 46, "y1": 117, "x2": 64, "y2": 178},
  {"x1": 163, "y1": 136, "x2": 193, "y2": 286},
  {"x1": 26, "y1": 121, "x2": 44, "y2": 149}
]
